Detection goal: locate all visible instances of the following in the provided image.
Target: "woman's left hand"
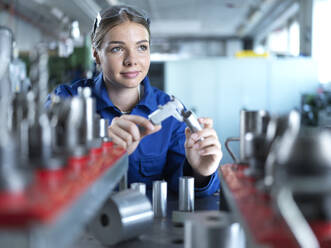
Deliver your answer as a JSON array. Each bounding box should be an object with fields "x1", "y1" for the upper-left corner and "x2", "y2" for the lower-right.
[{"x1": 184, "y1": 117, "x2": 222, "y2": 177}]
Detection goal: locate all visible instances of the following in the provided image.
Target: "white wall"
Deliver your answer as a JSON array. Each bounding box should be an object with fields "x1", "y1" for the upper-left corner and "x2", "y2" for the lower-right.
[{"x1": 165, "y1": 57, "x2": 318, "y2": 164}]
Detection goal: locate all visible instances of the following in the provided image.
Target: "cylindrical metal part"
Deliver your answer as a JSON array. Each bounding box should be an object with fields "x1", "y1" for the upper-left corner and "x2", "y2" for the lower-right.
[
  {"x1": 81, "y1": 87, "x2": 102, "y2": 148},
  {"x1": 0, "y1": 27, "x2": 12, "y2": 80},
  {"x1": 153, "y1": 180, "x2": 167, "y2": 218},
  {"x1": 88, "y1": 189, "x2": 153, "y2": 246},
  {"x1": 82, "y1": 87, "x2": 94, "y2": 142},
  {"x1": 66, "y1": 96, "x2": 88, "y2": 157},
  {"x1": 99, "y1": 118, "x2": 110, "y2": 141},
  {"x1": 179, "y1": 176, "x2": 194, "y2": 211},
  {"x1": 183, "y1": 110, "x2": 202, "y2": 133},
  {"x1": 184, "y1": 211, "x2": 245, "y2": 248},
  {"x1": 130, "y1": 182, "x2": 146, "y2": 195},
  {"x1": 239, "y1": 110, "x2": 268, "y2": 163},
  {"x1": 0, "y1": 27, "x2": 13, "y2": 146}
]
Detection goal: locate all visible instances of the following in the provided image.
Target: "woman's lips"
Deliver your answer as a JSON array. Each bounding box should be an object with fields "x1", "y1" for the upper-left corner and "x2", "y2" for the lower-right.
[{"x1": 121, "y1": 71, "x2": 139, "y2": 79}]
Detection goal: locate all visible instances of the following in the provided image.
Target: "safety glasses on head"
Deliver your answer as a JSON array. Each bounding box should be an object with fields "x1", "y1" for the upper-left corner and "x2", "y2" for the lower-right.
[{"x1": 92, "y1": 6, "x2": 150, "y2": 38}]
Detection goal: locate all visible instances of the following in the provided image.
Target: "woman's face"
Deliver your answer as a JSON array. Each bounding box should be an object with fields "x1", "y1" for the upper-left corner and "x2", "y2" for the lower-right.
[{"x1": 95, "y1": 21, "x2": 150, "y2": 89}]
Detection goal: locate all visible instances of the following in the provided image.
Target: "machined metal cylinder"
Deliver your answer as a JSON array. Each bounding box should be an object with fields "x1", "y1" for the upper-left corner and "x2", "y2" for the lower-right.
[
  {"x1": 99, "y1": 118, "x2": 110, "y2": 141},
  {"x1": 153, "y1": 180, "x2": 167, "y2": 218},
  {"x1": 0, "y1": 27, "x2": 12, "y2": 80},
  {"x1": 239, "y1": 110, "x2": 268, "y2": 163},
  {"x1": 80, "y1": 87, "x2": 102, "y2": 148},
  {"x1": 130, "y1": 182, "x2": 146, "y2": 195},
  {"x1": 88, "y1": 189, "x2": 153, "y2": 246},
  {"x1": 185, "y1": 211, "x2": 245, "y2": 248},
  {"x1": 179, "y1": 176, "x2": 194, "y2": 211},
  {"x1": 66, "y1": 96, "x2": 88, "y2": 157}
]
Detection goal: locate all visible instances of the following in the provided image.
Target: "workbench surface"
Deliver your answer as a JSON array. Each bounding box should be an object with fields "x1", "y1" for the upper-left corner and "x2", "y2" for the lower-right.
[{"x1": 71, "y1": 190, "x2": 220, "y2": 248}]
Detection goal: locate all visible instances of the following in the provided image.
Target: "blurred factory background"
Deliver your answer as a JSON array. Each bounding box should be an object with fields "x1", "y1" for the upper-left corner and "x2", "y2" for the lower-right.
[{"x1": 1, "y1": 0, "x2": 330, "y2": 164}]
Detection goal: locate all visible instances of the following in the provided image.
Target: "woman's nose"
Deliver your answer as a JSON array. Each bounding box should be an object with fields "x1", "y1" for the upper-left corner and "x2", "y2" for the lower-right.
[{"x1": 123, "y1": 50, "x2": 137, "y2": 66}]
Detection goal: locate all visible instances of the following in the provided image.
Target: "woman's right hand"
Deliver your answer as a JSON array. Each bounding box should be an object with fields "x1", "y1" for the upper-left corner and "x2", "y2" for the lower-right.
[{"x1": 108, "y1": 115, "x2": 161, "y2": 155}]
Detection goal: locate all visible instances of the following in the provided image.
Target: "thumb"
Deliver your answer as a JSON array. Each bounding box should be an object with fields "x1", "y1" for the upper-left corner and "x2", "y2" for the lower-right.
[{"x1": 184, "y1": 127, "x2": 194, "y2": 148}]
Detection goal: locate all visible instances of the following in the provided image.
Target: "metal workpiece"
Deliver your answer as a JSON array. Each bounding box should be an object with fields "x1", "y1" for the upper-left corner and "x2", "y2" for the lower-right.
[
  {"x1": 225, "y1": 109, "x2": 270, "y2": 164},
  {"x1": 153, "y1": 180, "x2": 167, "y2": 218},
  {"x1": 65, "y1": 96, "x2": 88, "y2": 157},
  {"x1": 179, "y1": 176, "x2": 195, "y2": 212},
  {"x1": 27, "y1": 106, "x2": 67, "y2": 170},
  {"x1": 29, "y1": 43, "x2": 49, "y2": 113},
  {"x1": 271, "y1": 129, "x2": 331, "y2": 222},
  {"x1": 0, "y1": 27, "x2": 12, "y2": 81},
  {"x1": 0, "y1": 153, "x2": 128, "y2": 248},
  {"x1": 130, "y1": 182, "x2": 146, "y2": 195},
  {"x1": 184, "y1": 211, "x2": 245, "y2": 248},
  {"x1": 79, "y1": 87, "x2": 102, "y2": 149},
  {"x1": 28, "y1": 114, "x2": 52, "y2": 167},
  {"x1": 88, "y1": 189, "x2": 153, "y2": 246},
  {"x1": 0, "y1": 27, "x2": 13, "y2": 147},
  {"x1": 243, "y1": 132, "x2": 269, "y2": 178},
  {"x1": 182, "y1": 110, "x2": 202, "y2": 133},
  {"x1": 99, "y1": 118, "x2": 110, "y2": 142},
  {"x1": 0, "y1": 141, "x2": 31, "y2": 193}
]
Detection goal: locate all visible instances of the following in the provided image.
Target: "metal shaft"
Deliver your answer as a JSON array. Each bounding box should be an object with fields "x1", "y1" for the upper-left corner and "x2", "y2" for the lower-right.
[
  {"x1": 153, "y1": 180, "x2": 167, "y2": 218},
  {"x1": 179, "y1": 176, "x2": 194, "y2": 211}
]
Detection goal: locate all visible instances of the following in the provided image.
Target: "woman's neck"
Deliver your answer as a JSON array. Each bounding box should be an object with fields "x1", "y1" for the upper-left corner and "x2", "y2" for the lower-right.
[{"x1": 106, "y1": 84, "x2": 140, "y2": 113}]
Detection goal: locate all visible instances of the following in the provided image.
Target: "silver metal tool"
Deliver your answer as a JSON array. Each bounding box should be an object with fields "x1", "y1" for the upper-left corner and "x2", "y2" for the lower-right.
[{"x1": 148, "y1": 96, "x2": 202, "y2": 133}]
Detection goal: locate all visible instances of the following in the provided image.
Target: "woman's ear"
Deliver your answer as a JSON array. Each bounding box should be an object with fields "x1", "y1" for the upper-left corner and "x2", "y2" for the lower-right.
[{"x1": 92, "y1": 48, "x2": 101, "y2": 65}]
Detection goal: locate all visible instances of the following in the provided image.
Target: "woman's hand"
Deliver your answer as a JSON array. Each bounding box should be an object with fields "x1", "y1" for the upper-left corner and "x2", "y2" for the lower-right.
[
  {"x1": 184, "y1": 117, "x2": 222, "y2": 177},
  {"x1": 108, "y1": 115, "x2": 161, "y2": 154}
]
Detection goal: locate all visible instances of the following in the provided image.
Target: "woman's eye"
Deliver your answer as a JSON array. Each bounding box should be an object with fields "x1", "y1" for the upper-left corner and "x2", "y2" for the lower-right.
[
  {"x1": 138, "y1": 45, "x2": 148, "y2": 51},
  {"x1": 110, "y1": 47, "x2": 122, "y2": 53}
]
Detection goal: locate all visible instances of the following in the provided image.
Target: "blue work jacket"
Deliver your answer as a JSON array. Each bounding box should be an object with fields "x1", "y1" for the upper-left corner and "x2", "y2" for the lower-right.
[{"x1": 50, "y1": 73, "x2": 220, "y2": 197}]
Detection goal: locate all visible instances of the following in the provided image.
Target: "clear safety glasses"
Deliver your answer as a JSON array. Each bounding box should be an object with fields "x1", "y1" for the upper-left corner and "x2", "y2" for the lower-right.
[{"x1": 92, "y1": 6, "x2": 150, "y2": 37}]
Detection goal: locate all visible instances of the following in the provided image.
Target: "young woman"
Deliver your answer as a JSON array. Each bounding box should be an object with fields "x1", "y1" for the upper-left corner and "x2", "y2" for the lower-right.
[{"x1": 51, "y1": 5, "x2": 222, "y2": 196}]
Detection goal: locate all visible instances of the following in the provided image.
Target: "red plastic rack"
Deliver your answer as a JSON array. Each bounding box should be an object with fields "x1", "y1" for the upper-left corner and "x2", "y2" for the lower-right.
[
  {"x1": 0, "y1": 142, "x2": 126, "y2": 228},
  {"x1": 220, "y1": 164, "x2": 331, "y2": 248}
]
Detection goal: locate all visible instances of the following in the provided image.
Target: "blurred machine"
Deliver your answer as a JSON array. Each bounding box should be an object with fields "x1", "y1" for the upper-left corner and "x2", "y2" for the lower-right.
[
  {"x1": 0, "y1": 26, "x2": 128, "y2": 248},
  {"x1": 224, "y1": 109, "x2": 331, "y2": 248}
]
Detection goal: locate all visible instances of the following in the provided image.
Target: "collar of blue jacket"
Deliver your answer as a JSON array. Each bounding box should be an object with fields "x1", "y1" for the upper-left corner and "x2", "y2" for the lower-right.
[{"x1": 92, "y1": 73, "x2": 159, "y2": 113}]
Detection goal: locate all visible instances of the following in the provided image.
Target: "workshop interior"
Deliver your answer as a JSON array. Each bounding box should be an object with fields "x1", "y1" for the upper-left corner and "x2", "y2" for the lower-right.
[{"x1": 1, "y1": 0, "x2": 331, "y2": 247}]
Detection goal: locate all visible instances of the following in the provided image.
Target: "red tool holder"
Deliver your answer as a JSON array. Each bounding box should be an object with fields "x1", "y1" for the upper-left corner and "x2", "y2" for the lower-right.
[
  {"x1": 220, "y1": 164, "x2": 331, "y2": 248},
  {"x1": 0, "y1": 142, "x2": 126, "y2": 228}
]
